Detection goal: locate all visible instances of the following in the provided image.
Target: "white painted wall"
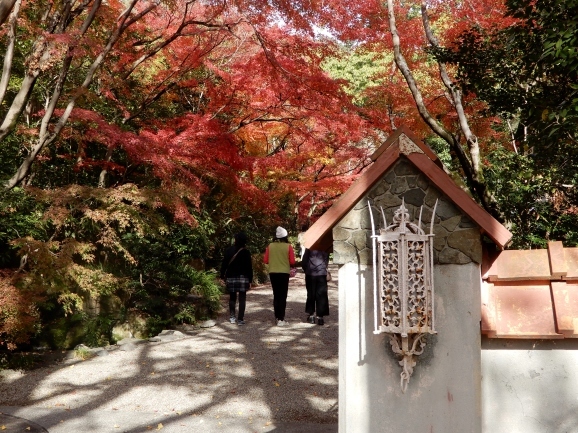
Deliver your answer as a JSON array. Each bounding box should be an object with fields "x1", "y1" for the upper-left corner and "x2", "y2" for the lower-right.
[
  {"x1": 339, "y1": 262, "x2": 482, "y2": 433},
  {"x1": 482, "y1": 340, "x2": 578, "y2": 433}
]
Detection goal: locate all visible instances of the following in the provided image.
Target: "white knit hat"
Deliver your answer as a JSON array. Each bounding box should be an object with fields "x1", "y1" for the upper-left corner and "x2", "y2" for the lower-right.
[{"x1": 276, "y1": 226, "x2": 288, "y2": 238}]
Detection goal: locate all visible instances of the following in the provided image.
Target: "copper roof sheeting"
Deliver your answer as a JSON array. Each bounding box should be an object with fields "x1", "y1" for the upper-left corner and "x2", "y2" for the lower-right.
[{"x1": 482, "y1": 241, "x2": 578, "y2": 339}]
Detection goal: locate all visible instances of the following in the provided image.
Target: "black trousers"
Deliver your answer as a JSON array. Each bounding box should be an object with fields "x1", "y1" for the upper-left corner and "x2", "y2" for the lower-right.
[
  {"x1": 229, "y1": 291, "x2": 247, "y2": 320},
  {"x1": 305, "y1": 275, "x2": 329, "y2": 317},
  {"x1": 269, "y1": 273, "x2": 290, "y2": 320}
]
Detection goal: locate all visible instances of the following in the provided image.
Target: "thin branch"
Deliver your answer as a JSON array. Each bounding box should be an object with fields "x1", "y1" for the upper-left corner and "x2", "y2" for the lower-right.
[
  {"x1": 0, "y1": 0, "x2": 20, "y2": 105},
  {"x1": 5, "y1": 0, "x2": 158, "y2": 189}
]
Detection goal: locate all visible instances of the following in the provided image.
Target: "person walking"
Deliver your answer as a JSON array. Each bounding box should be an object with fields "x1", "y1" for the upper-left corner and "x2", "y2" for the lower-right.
[
  {"x1": 301, "y1": 248, "x2": 330, "y2": 325},
  {"x1": 220, "y1": 232, "x2": 253, "y2": 326},
  {"x1": 264, "y1": 226, "x2": 296, "y2": 326}
]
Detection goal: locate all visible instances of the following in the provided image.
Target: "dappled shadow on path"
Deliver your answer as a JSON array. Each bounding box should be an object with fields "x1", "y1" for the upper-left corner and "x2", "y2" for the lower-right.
[{"x1": 0, "y1": 270, "x2": 338, "y2": 432}]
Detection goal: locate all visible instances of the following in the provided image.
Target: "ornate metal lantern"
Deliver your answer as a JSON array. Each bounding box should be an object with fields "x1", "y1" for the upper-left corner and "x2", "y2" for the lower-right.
[{"x1": 369, "y1": 199, "x2": 438, "y2": 392}]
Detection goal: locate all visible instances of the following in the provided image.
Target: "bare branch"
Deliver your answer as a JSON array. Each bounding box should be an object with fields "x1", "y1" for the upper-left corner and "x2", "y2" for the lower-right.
[
  {"x1": 0, "y1": 0, "x2": 20, "y2": 105},
  {"x1": 5, "y1": 0, "x2": 159, "y2": 189},
  {"x1": 420, "y1": 1, "x2": 481, "y2": 176},
  {"x1": 122, "y1": 1, "x2": 235, "y2": 80},
  {"x1": 386, "y1": 0, "x2": 499, "y2": 217}
]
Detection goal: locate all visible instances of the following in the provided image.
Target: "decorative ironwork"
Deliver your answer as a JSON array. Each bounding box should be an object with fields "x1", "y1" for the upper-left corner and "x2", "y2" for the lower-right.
[{"x1": 369, "y1": 199, "x2": 437, "y2": 392}]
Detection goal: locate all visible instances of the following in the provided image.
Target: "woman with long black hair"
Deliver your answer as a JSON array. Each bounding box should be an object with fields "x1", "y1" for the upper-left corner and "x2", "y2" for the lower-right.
[{"x1": 220, "y1": 232, "x2": 253, "y2": 326}]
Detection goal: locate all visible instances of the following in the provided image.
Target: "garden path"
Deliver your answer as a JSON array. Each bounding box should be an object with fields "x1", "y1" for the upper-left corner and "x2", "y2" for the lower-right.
[{"x1": 0, "y1": 268, "x2": 339, "y2": 433}]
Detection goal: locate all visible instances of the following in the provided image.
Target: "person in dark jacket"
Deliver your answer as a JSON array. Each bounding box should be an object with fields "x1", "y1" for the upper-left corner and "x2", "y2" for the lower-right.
[
  {"x1": 220, "y1": 232, "x2": 253, "y2": 326},
  {"x1": 301, "y1": 248, "x2": 329, "y2": 325}
]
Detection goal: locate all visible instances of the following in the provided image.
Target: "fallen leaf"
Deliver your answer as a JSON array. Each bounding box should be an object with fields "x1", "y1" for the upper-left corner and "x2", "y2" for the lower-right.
[
  {"x1": 26, "y1": 428, "x2": 31, "y2": 431},
  {"x1": 157, "y1": 423, "x2": 163, "y2": 430},
  {"x1": 1, "y1": 426, "x2": 6, "y2": 430}
]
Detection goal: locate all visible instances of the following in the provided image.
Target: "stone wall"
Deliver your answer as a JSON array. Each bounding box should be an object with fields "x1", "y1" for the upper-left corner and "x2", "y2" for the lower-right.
[{"x1": 333, "y1": 157, "x2": 482, "y2": 266}]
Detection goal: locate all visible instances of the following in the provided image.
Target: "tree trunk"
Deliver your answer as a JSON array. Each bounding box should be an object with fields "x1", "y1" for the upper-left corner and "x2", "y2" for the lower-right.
[
  {"x1": 4, "y1": 0, "x2": 156, "y2": 189},
  {"x1": 0, "y1": 0, "x2": 20, "y2": 105},
  {"x1": 386, "y1": 0, "x2": 501, "y2": 220},
  {"x1": 0, "y1": 0, "x2": 17, "y2": 26}
]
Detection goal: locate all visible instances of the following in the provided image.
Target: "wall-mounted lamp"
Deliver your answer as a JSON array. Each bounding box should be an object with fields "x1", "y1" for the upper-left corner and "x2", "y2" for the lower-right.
[{"x1": 369, "y1": 199, "x2": 437, "y2": 392}]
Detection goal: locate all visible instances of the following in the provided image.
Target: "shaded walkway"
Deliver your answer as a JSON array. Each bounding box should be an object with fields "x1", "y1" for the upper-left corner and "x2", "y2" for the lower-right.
[{"x1": 0, "y1": 269, "x2": 338, "y2": 432}]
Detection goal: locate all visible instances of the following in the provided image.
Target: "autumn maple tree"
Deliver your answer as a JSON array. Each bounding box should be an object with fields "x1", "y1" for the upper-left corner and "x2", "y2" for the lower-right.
[
  {"x1": 2, "y1": 0, "x2": 576, "y2": 351},
  {"x1": 0, "y1": 0, "x2": 375, "y2": 349}
]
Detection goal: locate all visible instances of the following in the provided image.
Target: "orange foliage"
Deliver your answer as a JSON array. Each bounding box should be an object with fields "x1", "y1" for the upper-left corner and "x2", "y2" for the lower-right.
[{"x1": 0, "y1": 270, "x2": 39, "y2": 350}]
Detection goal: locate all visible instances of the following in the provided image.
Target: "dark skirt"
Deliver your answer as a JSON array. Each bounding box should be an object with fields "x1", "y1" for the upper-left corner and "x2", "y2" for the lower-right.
[{"x1": 226, "y1": 276, "x2": 250, "y2": 293}]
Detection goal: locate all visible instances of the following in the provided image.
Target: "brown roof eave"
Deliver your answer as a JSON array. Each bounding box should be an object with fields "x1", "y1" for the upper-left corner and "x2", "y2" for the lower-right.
[
  {"x1": 304, "y1": 127, "x2": 512, "y2": 251},
  {"x1": 304, "y1": 144, "x2": 401, "y2": 251},
  {"x1": 406, "y1": 152, "x2": 512, "y2": 249}
]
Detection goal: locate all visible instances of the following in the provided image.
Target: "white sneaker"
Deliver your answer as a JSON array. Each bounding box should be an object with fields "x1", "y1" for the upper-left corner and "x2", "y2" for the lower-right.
[
  {"x1": 229, "y1": 316, "x2": 236, "y2": 324},
  {"x1": 277, "y1": 320, "x2": 288, "y2": 327}
]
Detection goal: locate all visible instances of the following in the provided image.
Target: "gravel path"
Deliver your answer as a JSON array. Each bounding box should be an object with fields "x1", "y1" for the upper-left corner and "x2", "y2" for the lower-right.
[{"x1": 0, "y1": 270, "x2": 338, "y2": 432}]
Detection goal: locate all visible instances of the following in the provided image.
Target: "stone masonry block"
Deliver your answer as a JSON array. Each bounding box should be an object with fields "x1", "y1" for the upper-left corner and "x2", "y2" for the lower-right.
[
  {"x1": 392, "y1": 176, "x2": 408, "y2": 194},
  {"x1": 407, "y1": 175, "x2": 418, "y2": 188},
  {"x1": 436, "y1": 198, "x2": 460, "y2": 219},
  {"x1": 371, "y1": 181, "x2": 389, "y2": 197},
  {"x1": 402, "y1": 188, "x2": 426, "y2": 207},
  {"x1": 333, "y1": 226, "x2": 351, "y2": 242},
  {"x1": 447, "y1": 228, "x2": 483, "y2": 263},
  {"x1": 440, "y1": 215, "x2": 462, "y2": 232},
  {"x1": 339, "y1": 209, "x2": 363, "y2": 229},
  {"x1": 372, "y1": 192, "x2": 402, "y2": 210},
  {"x1": 424, "y1": 188, "x2": 442, "y2": 207},
  {"x1": 333, "y1": 240, "x2": 359, "y2": 264},
  {"x1": 439, "y1": 246, "x2": 472, "y2": 264},
  {"x1": 351, "y1": 230, "x2": 368, "y2": 250},
  {"x1": 416, "y1": 174, "x2": 430, "y2": 190},
  {"x1": 393, "y1": 159, "x2": 418, "y2": 176}
]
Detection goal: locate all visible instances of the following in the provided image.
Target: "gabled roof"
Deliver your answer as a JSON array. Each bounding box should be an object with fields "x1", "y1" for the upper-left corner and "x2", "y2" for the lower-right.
[
  {"x1": 482, "y1": 241, "x2": 578, "y2": 339},
  {"x1": 303, "y1": 125, "x2": 512, "y2": 251}
]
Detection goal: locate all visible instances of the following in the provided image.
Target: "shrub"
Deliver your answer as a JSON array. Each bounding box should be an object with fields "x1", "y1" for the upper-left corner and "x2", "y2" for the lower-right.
[{"x1": 0, "y1": 269, "x2": 40, "y2": 350}]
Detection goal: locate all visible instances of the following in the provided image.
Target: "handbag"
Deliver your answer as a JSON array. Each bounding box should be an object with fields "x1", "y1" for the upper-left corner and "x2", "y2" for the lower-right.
[{"x1": 326, "y1": 271, "x2": 332, "y2": 282}]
